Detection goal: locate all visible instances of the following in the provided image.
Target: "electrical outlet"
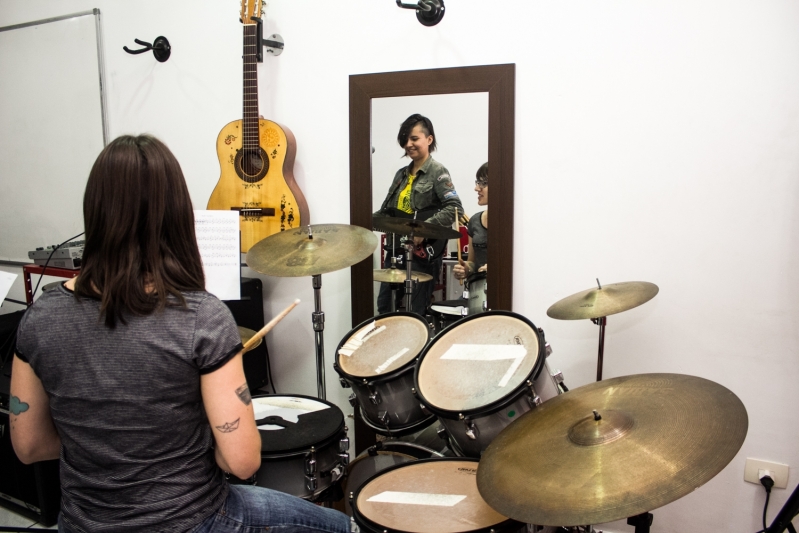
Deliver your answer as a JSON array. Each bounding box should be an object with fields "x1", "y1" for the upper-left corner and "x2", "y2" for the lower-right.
[{"x1": 744, "y1": 458, "x2": 789, "y2": 489}]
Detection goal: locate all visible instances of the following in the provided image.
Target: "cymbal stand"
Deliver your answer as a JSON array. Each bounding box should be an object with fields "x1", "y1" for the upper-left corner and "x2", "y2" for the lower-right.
[
  {"x1": 403, "y1": 234, "x2": 417, "y2": 312},
  {"x1": 590, "y1": 279, "x2": 607, "y2": 382},
  {"x1": 627, "y1": 512, "x2": 654, "y2": 533},
  {"x1": 389, "y1": 256, "x2": 401, "y2": 313},
  {"x1": 312, "y1": 273, "x2": 326, "y2": 399}
]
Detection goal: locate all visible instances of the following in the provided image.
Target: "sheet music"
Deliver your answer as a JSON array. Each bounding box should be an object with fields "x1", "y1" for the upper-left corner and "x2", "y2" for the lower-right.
[
  {"x1": 0, "y1": 271, "x2": 17, "y2": 305},
  {"x1": 194, "y1": 210, "x2": 240, "y2": 301}
]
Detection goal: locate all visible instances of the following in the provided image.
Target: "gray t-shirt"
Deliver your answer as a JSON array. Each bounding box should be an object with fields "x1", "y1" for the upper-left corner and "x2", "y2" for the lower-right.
[
  {"x1": 15, "y1": 284, "x2": 242, "y2": 533},
  {"x1": 467, "y1": 210, "x2": 488, "y2": 273}
]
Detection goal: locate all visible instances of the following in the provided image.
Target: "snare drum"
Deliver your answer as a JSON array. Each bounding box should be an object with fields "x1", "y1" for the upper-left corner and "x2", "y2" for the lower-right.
[
  {"x1": 231, "y1": 394, "x2": 349, "y2": 500},
  {"x1": 351, "y1": 458, "x2": 524, "y2": 533},
  {"x1": 466, "y1": 272, "x2": 488, "y2": 315},
  {"x1": 414, "y1": 311, "x2": 560, "y2": 457},
  {"x1": 343, "y1": 441, "x2": 442, "y2": 515},
  {"x1": 334, "y1": 312, "x2": 436, "y2": 436},
  {"x1": 430, "y1": 299, "x2": 467, "y2": 332}
]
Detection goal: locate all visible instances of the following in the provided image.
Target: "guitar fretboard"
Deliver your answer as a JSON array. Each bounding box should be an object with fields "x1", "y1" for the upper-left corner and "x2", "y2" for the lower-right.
[{"x1": 242, "y1": 23, "x2": 260, "y2": 160}]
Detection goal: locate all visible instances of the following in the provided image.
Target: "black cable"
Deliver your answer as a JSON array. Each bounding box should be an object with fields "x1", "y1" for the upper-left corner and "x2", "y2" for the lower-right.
[
  {"x1": 763, "y1": 474, "x2": 775, "y2": 532},
  {"x1": 32, "y1": 231, "x2": 84, "y2": 299}
]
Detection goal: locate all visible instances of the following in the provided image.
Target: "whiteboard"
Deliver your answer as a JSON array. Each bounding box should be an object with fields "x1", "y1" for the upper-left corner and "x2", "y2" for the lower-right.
[{"x1": 0, "y1": 11, "x2": 106, "y2": 262}]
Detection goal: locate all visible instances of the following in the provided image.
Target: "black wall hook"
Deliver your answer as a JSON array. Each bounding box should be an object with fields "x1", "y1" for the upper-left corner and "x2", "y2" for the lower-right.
[
  {"x1": 396, "y1": 0, "x2": 445, "y2": 26},
  {"x1": 123, "y1": 36, "x2": 171, "y2": 62}
]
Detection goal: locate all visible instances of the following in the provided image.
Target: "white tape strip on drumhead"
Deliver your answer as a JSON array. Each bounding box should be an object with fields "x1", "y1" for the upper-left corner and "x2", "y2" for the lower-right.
[
  {"x1": 253, "y1": 398, "x2": 329, "y2": 430},
  {"x1": 374, "y1": 347, "x2": 410, "y2": 374},
  {"x1": 367, "y1": 491, "x2": 466, "y2": 507},
  {"x1": 338, "y1": 323, "x2": 387, "y2": 357},
  {"x1": 440, "y1": 344, "x2": 528, "y2": 387}
]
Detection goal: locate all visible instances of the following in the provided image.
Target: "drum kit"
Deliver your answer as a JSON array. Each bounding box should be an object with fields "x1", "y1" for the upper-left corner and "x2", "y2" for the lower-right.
[{"x1": 239, "y1": 221, "x2": 749, "y2": 532}]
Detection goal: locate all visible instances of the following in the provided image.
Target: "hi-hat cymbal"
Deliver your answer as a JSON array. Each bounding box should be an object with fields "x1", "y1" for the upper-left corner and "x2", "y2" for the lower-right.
[
  {"x1": 246, "y1": 224, "x2": 378, "y2": 277},
  {"x1": 373, "y1": 268, "x2": 433, "y2": 284},
  {"x1": 372, "y1": 216, "x2": 461, "y2": 240},
  {"x1": 237, "y1": 326, "x2": 262, "y2": 351},
  {"x1": 547, "y1": 281, "x2": 659, "y2": 320},
  {"x1": 477, "y1": 373, "x2": 748, "y2": 526}
]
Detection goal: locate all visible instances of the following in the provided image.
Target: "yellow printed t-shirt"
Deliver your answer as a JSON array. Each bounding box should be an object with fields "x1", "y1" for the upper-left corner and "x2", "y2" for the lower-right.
[{"x1": 397, "y1": 174, "x2": 416, "y2": 214}]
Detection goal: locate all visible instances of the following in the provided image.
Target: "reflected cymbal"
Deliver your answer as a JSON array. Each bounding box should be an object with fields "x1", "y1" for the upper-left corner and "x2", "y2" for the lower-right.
[
  {"x1": 477, "y1": 373, "x2": 748, "y2": 526},
  {"x1": 373, "y1": 268, "x2": 433, "y2": 284},
  {"x1": 372, "y1": 216, "x2": 460, "y2": 240},
  {"x1": 237, "y1": 327, "x2": 262, "y2": 351},
  {"x1": 547, "y1": 281, "x2": 659, "y2": 320},
  {"x1": 246, "y1": 224, "x2": 378, "y2": 277}
]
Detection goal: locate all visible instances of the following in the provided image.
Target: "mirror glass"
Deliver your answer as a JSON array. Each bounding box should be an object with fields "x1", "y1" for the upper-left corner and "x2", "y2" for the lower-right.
[{"x1": 371, "y1": 93, "x2": 489, "y2": 315}]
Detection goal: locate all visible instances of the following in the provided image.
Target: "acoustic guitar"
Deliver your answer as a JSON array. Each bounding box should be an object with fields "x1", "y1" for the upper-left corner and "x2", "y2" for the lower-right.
[{"x1": 207, "y1": 0, "x2": 309, "y2": 253}]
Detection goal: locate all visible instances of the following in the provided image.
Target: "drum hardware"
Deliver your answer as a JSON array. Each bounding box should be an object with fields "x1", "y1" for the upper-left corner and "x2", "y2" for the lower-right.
[
  {"x1": 247, "y1": 224, "x2": 378, "y2": 399},
  {"x1": 348, "y1": 393, "x2": 358, "y2": 407},
  {"x1": 476, "y1": 373, "x2": 748, "y2": 528},
  {"x1": 525, "y1": 380, "x2": 542, "y2": 407},
  {"x1": 340, "y1": 378, "x2": 352, "y2": 388},
  {"x1": 305, "y1": 447, "x2": 318, "y2": 491},
  {"x1": 437, "y1": 426, "x2": 448, "y2": 440},
  {"x1": 464, "y1": 419, "x2": 479, "y2": 440},
  {"x1": 376, "y1": 411, "x2": 390, "y2": 425},
  {"x1": 546, "y1": 280, "x2": 658, "y2": 382}
]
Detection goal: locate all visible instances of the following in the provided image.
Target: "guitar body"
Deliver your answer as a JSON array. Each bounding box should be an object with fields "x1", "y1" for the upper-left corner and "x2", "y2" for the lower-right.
[{"x1": 208, "y1": 118, "x2": 309, "y2": 252}]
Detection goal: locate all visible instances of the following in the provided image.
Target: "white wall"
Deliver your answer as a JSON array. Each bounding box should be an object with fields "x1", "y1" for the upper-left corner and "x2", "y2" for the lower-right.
[{"x1": 2, "y1": 1, "x2": 798, "y2": 531}]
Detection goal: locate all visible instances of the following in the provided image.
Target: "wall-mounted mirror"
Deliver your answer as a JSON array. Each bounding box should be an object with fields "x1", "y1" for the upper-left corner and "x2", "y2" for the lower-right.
[{"x1": 349, "y1": 64, "x2": 515, "y2": 327}]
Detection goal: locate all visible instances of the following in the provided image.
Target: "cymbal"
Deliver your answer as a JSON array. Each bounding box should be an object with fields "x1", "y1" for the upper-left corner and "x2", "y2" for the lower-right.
[
  {"x1": 373, "y1": 268, "x2": 433, "y2": 284},
  {"x1": 246, "y1": 224, "x2": 378, "y2": 277},
  {"x1": 477, "y1": 373, "x2": 748, "y2": 526},
  {"x1": 547, "y1": 281, "x2": 659, "y2": 320},
  {"x1": 372, "y1": 216, "x2": 460, "y2": 240},
  {"x1": 237, "y1": 326, "x2": 262, "y2": 350}
]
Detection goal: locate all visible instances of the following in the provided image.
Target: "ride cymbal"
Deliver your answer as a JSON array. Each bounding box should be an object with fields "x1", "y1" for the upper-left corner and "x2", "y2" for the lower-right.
[
  {"x1": 373, "y1": 268, "x2": 433, "y2": 284},
  {"x1": 372, "y1": 216, "x2": 461, "y2": 240},
  {"x1": 477, "y1": 373, "x2": 748, "y2": 526},
  {"x1": 547, "y1": 281, "x2": 659, "y2": 320},
  {"x1": 246, "y1": 224, "x2": 377, "y2": 277}
]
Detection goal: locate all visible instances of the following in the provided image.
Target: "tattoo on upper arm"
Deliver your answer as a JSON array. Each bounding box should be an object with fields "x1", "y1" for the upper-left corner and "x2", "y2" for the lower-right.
[
  {"x1": 10, "y1": 396, "x2": 29, "y2": 416},
  {"x1": 235, "y1": 383, "x2": 252, "y2": 406},
  {"x1": 215, "y1": 418, "x2": 240, "y2": 433}
]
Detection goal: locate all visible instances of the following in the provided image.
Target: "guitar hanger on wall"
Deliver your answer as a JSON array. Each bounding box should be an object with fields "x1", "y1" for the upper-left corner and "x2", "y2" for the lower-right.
[
  {"x1": 396, "y1": 0, "x2": 445, "y2": 26},
  {"x1": 123, "y1": 36, "x2": 171, "y2": 62},
  {"x1": 249, "y1": 17, "x2": 284, "y2": 60}
]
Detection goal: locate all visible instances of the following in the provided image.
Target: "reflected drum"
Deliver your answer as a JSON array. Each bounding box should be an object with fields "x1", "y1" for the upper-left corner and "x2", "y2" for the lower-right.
[
  {"x1": 351, "y1": 458, "x2": 524, "y2": 533},
  {"x1": 430, "y1": 300, "x2": 467, "y2": 332},
  {"x1": 466, "y1": 272, "x2": 488, "y2": 315},
  {"x1": 334, "y1": 312, "x2": 435, "y2": 436},
  {"x1": 231, "y1": 394, "x2": 349, "y2": 500},
  {"x1": 414, "y1": 311, "x2": 560, "y2": 457}
]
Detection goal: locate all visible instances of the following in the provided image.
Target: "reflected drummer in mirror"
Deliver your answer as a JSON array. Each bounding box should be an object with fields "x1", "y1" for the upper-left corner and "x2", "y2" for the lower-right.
[
  {"x1": 454, "y1": 162, "x2": 488, "y2": 281},
  {"x1": 373, "y1": 113, "x2": 464, "y2": 316}
]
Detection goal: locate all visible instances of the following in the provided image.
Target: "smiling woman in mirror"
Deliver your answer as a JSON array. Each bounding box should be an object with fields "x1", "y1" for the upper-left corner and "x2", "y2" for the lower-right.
[
  {"x1": 454, "y1": 162, "x2": 488, "y2": 281},
  {"x1": 373, "y1": 113, "x2": 464, "y2": 316}
]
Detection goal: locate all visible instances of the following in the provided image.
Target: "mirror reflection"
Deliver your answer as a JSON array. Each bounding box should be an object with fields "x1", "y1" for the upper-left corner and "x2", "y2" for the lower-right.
[{"x1": 371, "y1": 93, "x2": 488, "y2": 324}]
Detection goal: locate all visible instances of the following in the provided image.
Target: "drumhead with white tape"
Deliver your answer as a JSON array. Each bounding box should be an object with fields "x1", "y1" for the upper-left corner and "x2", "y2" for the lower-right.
[
  {"x1": 415, "y1": 311, "x2": 544, "y2": 416},
  {"x1": 351, "y1": 458, "x2": 521, "y2": 533}
]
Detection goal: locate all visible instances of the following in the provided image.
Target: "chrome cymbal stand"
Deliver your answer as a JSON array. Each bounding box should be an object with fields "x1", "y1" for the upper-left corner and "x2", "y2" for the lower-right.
[
  {"x1": 591, "y1": 279, "x2": 607, "y2": 382},
  {"x1": 312, "y1": 273, "x2": 326, "y2": 399},
  {"x1": 403, "y1": 234, "x2": 417, "y2": 312}
]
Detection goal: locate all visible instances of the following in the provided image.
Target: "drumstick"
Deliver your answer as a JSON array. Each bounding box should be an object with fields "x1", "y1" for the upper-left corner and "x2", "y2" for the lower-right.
[
  {"x1": 242, "y1": 299, "x2": 300, "y2": 353},
  {"x1": 455, "y1": 208, "x2": 463, "y2": 286}
]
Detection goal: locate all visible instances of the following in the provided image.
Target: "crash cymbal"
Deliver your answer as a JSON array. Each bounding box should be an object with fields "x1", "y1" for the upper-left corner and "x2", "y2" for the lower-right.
[
  {"x1": 372, "y1": 216, "x2": 461, "y2": 240},
  {"x1": 547, "y1": 281, "x2": 659, "y2": 320},
  {"x1": 237, "y1": 326, "x2": 262, "y2": 351},
  {"x1": 246, "y1": 224, "x2": 378, "y2": 277},
  {"x1": 373, "y1": 268, "x2": 433, "y2": 284},
  {"x1": 477, "y1": 373, "x2": 748, "y2": 526}
]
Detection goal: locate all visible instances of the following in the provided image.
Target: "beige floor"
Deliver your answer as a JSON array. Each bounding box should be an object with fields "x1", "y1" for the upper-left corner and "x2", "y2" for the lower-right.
[{"x1": 0, "y1": 504, "x2": 57, "y2": 530}]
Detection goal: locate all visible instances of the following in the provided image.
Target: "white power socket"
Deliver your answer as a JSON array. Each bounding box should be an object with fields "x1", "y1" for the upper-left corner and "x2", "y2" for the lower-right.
[{"x1": 744, "y1": 458, "x2": 789, "y2": 489}]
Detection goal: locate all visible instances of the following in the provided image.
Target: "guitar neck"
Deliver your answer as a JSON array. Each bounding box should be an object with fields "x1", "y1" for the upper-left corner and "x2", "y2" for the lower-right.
[{"x1": 243, "y1": 23, "x2": 259, "y2": 152}]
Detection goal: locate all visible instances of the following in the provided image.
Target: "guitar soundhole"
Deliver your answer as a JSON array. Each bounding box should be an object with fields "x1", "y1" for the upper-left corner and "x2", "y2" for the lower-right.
[{"x1": 235, "y1": 147, "x2": 269, "y2": 183}]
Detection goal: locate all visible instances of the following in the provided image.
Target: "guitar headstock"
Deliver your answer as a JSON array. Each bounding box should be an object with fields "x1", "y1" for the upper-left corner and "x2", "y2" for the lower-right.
[{"x1": 240, "y1": 0, "x2": 263, "y2": 25}]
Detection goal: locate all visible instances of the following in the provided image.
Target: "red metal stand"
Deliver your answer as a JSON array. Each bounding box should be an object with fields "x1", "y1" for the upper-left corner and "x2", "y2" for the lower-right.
[{"x1": 22, "y1": 264, "x2": 79, "y2": 305}]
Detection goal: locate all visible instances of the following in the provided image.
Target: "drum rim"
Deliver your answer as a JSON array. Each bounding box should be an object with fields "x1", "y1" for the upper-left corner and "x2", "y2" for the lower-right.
[
  {"x1": 334, "y1": 311, "x2": 431, "y2": 383},
  {"x1": 350, "y1": 457, "x2": 523, "y2": 533},
  {"x1": 251, "y1": 393, "x2": 346, "y2": 456},
  {"x1": 358, "y1": 406, "x2": 438, "y2": 437},
  {"x1": 413, "y1": 310, "x2": 546, "y2": 419}
]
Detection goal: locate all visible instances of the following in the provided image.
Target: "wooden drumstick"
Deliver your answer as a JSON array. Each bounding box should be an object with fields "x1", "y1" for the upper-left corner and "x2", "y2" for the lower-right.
[
  {"x1": 455, "y1": 208, "x2": 464, "y2": 286},
  {"x1": 242, "y1": 299, "x2": 300, "y2": 353}
]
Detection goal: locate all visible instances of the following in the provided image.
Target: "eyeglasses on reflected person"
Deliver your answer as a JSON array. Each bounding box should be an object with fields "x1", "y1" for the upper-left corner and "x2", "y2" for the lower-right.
[{"x1": 474, "y1": 179, "x2": 488, "y2": 188}]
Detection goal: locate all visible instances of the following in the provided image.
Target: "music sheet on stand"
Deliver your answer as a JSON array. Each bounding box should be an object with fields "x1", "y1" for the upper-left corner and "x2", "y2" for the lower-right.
[
  {"x1": 194, "y1": 211, "x2": 240, "y2": 301},
  {"x1": 0, "y1": 271, "x2": 18, "y2": 306}
]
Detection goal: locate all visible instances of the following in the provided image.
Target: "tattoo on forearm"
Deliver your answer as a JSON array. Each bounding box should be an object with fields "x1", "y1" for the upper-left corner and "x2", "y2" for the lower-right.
[
  {"x1": 235, "y1": 383, "x2": 252, "y2": 406},
  {"x1": 215, "y1": 418, "x2": 240, "y2": 433},
  {"x1": 10, "y1": 396, "x2": 29, "y2": 416}
]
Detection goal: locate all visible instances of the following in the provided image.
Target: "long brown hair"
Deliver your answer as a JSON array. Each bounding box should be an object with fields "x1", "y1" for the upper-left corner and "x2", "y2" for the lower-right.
[{"x1": 75, "y1": 135, "x2": 205, "y2": 327}]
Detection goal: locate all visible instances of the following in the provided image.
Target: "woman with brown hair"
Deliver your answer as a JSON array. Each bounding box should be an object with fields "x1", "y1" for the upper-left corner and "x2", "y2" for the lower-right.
[{"x1": 10, "y1": 135, "x2": 354, "y2": 533}]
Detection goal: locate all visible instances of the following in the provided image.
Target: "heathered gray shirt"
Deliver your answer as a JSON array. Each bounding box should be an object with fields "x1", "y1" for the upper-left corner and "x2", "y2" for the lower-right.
[{"x1": 15, "y1": 284, "x2": 242, "y2": 533}]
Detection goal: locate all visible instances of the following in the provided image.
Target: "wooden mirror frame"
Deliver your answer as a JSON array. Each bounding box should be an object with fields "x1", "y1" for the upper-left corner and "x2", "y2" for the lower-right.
[{"x1": 348, "y1": 64, "x2": 515, "y2": 326}]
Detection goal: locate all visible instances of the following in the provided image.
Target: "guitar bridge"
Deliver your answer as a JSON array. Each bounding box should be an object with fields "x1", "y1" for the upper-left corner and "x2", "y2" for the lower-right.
[{"x1": 232, "y1": 207, "x2": 275, "y2": 217}]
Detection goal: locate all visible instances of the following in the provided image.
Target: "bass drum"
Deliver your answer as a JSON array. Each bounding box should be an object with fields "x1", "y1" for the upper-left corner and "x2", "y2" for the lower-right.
[
  {"x1": 231, "y1": 394, "x2": 349, "y2": 501},
  {"x1": 343, "y1": 441, "x2": 442, "y2": 516},
  {"x1": 334, "y1": 312, "x2": 435, "y2": 436},
  {"x1": 351, "y1": 458, "x2": 525, "y2": 533},
  {"x1": 414, "y1": 311, "x2": 560, "y2": 457}
]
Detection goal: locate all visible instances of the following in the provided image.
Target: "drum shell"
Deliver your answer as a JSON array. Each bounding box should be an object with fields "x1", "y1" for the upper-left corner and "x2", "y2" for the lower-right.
[
  {"x1": 351, "y1": 457, "x2": 525, "y2": 533},
  {"x1": 440, "y1": 362, "x2": 559, "y2": 457},
  {"x1": 466, "y1": 272, "x2": 487, "y2": 315}
]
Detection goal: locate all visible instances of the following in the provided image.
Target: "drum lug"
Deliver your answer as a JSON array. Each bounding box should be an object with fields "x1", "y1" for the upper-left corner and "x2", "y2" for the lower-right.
[
  {"x1": 437, "y1": 426, "x2": 448, "y2": 440},
  {"x1": 545, "y1": 342, "x2": 553, "y2": 358},
  {"x1": 330, "y1": 464, "x2": 346, "y2": 483},
  {"x1": 305, "y1": 474, "x2": 318, "y2": 492},
  {"x1": 340, "y1": 435, "x2": 350, "y2": 453},
  {"x1": 526, "y1": 380, "x2": 542, "y2": 407},
  {"x1": 339, "y1": 452, "x2": 350, "y2": 466},
  {"x1": 348, "y1": 393, "x2": 359, "y2": 407},
  {"x1": 377, "y1": 410, "x2": 390, "y2": 425},
  {"x1": 367, "y1": 384, "x2": 382, "y2": 405},
  {"x1": 305, "y1": 447, "x2": 318, "y2": 492},
  {"x1": 420, "y1": 403, "x2": 431, "y2": 416},
  {"x1": 339, "y1": 377, "x2": 352, "y2": 388},
  {"x1": 552, "y1": 370, "x2": 564, "y2": 384},
  {"x1": 465, "y1": 419, "x2": 479, "y2": 440},
  {"x1": 411, "y1": 387, "x2": 418, "y2": 397}
]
